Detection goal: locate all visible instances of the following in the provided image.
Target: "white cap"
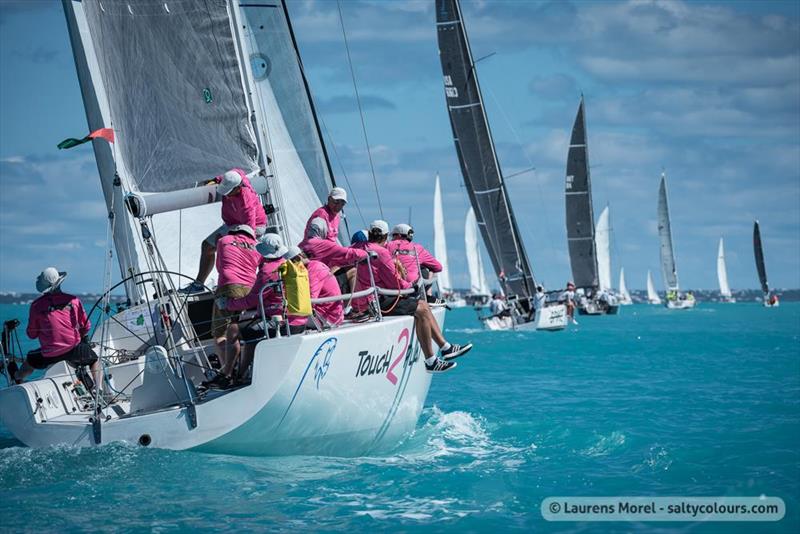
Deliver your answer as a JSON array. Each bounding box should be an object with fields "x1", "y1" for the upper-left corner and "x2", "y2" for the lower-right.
[
  {"x1": 256, "y1": 233, "x2": 288, "y2": 259},
  {"x1": 36, "y1": 267, "x2": 67, "y2": 294},
  {"x1": 369, "y1": 220, "x2": 389, "y2": 235},
  {"x1": 284, "y1": 245, "x2": 303, "y2": 260},
  {"x1": 391, "y1": 223, "x2": 412, "y2": 236},
  {"x1": 229, "y1": 224, "x2": 255, "y2": 239},
  {"x1": 307, "y1": 217, "x2": 328, "y2": 239},
  {"x1": 328, "y1": 187, "x2": 347, "y2": 202},
  {"x1": 217, "y1": 170, "x2": 243, "y2": 196}
]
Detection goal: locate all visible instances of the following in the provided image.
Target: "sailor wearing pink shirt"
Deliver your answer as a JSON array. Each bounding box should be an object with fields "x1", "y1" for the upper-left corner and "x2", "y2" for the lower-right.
[
  {"x1": 354, "y1": 221, "x2": 472, "y2": 373},
  {"x1": 387, "y1": 224, "x2": 442, "y2": 284},
  {"x1": 182, "y1": 168, "x2": 268, "y2": 294},
  {"x1": 284, "y1": 246, "x2": 344, "y2": 327},
  {"x1": 206, "y1": 225, "x2": 261, "y2": 388},
  {"x1": 14, "y1": 268, "x2": 100, "y2": 386},
  {"x1": 301, "y1": 186, "x2": 347, "y2": 246}
]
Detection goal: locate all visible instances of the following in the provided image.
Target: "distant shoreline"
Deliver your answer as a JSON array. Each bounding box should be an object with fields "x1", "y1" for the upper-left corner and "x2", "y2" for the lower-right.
[{"x1": 1, "y1": 289, "x2": 798, "y2": 305}]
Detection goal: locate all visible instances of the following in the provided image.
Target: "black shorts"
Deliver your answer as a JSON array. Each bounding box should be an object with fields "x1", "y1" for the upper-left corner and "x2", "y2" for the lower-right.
[
  {"x1": 379, "y1": 295, "x2": 418, "y2": 316},
  {"x1": 240, "y1": 321, "x2": 306, "y2": 343},
  {"x1": 335, "y1": 269, "x2": 351, "y2": 295},
  {"x1": 26, "y1": 342, "x2": 97, "y2": 370}
]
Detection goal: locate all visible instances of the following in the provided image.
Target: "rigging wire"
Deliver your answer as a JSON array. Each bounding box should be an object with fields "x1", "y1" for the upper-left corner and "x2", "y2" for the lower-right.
[
  {"x1": 336, "y1": 0, "x2": 384, "y2": 219},
  {"x1": 484, "y1": 85, "x2": 558, "y2": 254}
]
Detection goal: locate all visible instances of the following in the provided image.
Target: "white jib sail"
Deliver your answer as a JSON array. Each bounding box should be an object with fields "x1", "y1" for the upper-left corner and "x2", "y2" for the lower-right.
[
  {"x1": 465, "y1": 207, "x2": 490, "y2": 295},
  {"x1": 647, "y1": 270, "x2": 661, "y2": 304},
  {"x1": 717, "y1": 237, "x2": 732, "y2": 298},
  {"x1": 595, "y1": 206, "x2": 612, "y2": 291},
  {"x1": 433, "y1": 174, "x2": 452, "y2": 291}
]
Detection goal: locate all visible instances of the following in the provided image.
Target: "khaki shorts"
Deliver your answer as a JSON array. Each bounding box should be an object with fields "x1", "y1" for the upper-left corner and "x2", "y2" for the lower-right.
[
  {"x1": 205, "y1": 224, "x2": 267, "y2": 247},
  {"x1": 211, "y1": 284, "x2": 252, "y2": 338}
]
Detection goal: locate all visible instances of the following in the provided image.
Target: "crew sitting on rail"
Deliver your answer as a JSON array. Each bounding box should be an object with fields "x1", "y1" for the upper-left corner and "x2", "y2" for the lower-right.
[
  {"x1": 204, "y1": 224, "x2": 261, "y2": 389},
  {"x1": 284, "y1": 246, "x2": 344, "y2": 328},
  {"x1": 13, "y1": 268, "x2": 100, "y2": 389},
  {"x1": 352, "y1": 220, "x2": 472, "y2": 373},
  {"x1": 300, "y1": 216, "x2": 367, "y2": 295},
  {"x1": 215, "y1": 234, "x2": 307, "y2": 386},
  {"x1": 181, "y1": 168, "x2": 267, "y2": 294},
  {"x1": 386, "y1": 224, "x2": 442, "y2": 285}
]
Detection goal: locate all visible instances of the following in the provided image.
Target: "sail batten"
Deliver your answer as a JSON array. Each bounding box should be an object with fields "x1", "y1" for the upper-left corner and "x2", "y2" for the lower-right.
[
  {"x1": 436, "y1": 0, "x2": 535, "y2": 299},
  {"x1": 565, "y1": 97, "x2": 599, "y2": 289},
  {"x1": 658, "y1": 173, "x2": 679, "y2": 291}
]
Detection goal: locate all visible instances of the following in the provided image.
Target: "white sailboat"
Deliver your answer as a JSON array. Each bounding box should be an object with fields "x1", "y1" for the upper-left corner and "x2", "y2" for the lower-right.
[
  {"x1": 0, "y1": 0, "x2": 445, "y2": 454},
  {"x1": 717, "y1": 238, "x2": 735, "y2": 303},
  {"x1": 618, "y1": 268, "x2": 633, "y2": 305},
  {"x1": 433, "y1": 175, "x2": 465, "y2": 308},
  {"x1": 464, "y1": 207, "x2": 491, "y2": 307},
  {"x1": 646, "y1": 270, "x2": 662, "y2": 305},
  {"x1": 578, "y1": 205, "x2": 619, "y2": 314},
  {"x1": 658, "y1": 173, "x2": 696, "y2": 309}
]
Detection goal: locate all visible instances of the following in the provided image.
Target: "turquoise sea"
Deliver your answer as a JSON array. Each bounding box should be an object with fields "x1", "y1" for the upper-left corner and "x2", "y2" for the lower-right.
[{"x1": 1, "y1": 301, "x2": 798, "y2": 532}]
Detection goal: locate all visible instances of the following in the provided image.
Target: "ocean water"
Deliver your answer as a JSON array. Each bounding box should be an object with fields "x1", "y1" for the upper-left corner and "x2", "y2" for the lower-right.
[{"x1": 1, "y1": 302, "x2": 798, "y2": 532}]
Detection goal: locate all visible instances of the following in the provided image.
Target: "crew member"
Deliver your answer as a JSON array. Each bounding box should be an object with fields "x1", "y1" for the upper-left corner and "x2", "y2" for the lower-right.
[
  {"x1": 14, "y1": 268, "x2": 100, "y2": 387},
  {"x1": 285, "y1": 246, "x2": 344, "y2": 327},
  {"x1": 561, "y1": 281, "x2": 578, "y2": 324},
  {"x1": 386, "y1": 224, "x2": 442, "y2": 285},
  {"x1": 205, "y1": 224, "x2": 261, "y2": 388},
  {"x1": 353, "y1": 220, "x2": 472, "y2": 373},
  {"x1": 181, "y1": 168, "x2": 267, "y2": 294}
]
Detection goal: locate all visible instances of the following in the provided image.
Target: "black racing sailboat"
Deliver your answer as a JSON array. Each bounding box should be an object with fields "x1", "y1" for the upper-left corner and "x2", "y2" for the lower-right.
[
  {"x1": 753, "y1": 220, "x2": 779, "y2": 307},
  {"x1": 565, "y1": 96, "x2": 618, "y2": 315},
  {"x1": 435, "y1": 0, "x2": 565, "y2": 331}
]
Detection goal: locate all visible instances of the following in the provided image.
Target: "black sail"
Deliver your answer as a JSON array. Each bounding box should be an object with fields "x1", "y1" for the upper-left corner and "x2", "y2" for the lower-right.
[
  {"x1": 565, "y1": 97, "x2": 598, "y2": 289},
  {"x1": 435, "y1": 0, "x2": 535, "y2": 299},
  {"x1": 753, "y1": 220, "x2": 769, "y2": 294}
]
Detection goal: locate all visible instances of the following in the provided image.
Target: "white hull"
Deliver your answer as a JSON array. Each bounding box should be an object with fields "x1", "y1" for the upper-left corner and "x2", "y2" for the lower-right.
[
  {"x1": 666, "y1": 298, "x2": 696, "y2": 309},
  {"x1": 0, "y1": 308, "x2": 444, "y2": 455},
  {"x1": 764, "y1": 301, "x2": 779, "y2": 308},
  {"x1": 481, "y1": 305, "x2": 566, "y2": 332}
]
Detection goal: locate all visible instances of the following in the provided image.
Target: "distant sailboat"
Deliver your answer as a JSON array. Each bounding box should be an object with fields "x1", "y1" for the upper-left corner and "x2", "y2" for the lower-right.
[
  {"x1": 618, "y1": 267, "x2": 633, "y2": 305},
  {"x1": 717, "y1": 238, "x2": 735, "y2": 303},
  {"x1": 436, "y1": 0, "x2": 566, "y2": 331},
  {"x1": 753, "y1": 220, "x2": 779, "y2": 307},
  {"x1": 646, "y1": 270, "x2": 662, "y2": 305},
  {"x1": 464, "y1": 207, "x2": 491, "y2": 306},
  {"x1": 658, "y1": 172, "x2": 696, "y2": 309},
  {"x1": 433, "y1": 174, "x2": 465, "y2": 307},
  {"x1": 565, "y1": 97, "x2": 618, "y2": 316}
]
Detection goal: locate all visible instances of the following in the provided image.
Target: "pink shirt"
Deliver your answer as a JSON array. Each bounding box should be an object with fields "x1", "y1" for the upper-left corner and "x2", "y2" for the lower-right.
[
  {"x1": 386, "y1": 240, "x2": 442, "y2": 283},
  {"x1": 299, "y1": 237, "x2": 367, "y2": 269},
  {"x1": 226, "y1": 258, "x2": 306, "y2": 327},
  {"x1": 302, "y1": 205, "x2": 340, "y2": 244},
  {"x1": 27, "y1": 292, "x2": 90, "y2": 358},
  {"x1": 215, "y1": 169, "x2": 267, "y2": 230},
  {"x1": 307, "y1": 260, "x2": 343, "y2": 325},
  {"x1": 215, "y1": 233, "x2": 261, "y2": 288},
  {"x1": 353, "y1": 242, "x2": 411, "y2": 311}
]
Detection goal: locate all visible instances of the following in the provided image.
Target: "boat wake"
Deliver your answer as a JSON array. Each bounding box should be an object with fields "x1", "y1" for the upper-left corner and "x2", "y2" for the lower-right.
[{"x1": 580, "y1": 430, "x2": 627, "y2": 457}]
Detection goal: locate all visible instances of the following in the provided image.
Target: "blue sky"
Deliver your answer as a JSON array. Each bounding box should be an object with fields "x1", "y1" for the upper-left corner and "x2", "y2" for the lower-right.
[{"x1": 0, "y1": 0, "x2": 798, "y2": 293}]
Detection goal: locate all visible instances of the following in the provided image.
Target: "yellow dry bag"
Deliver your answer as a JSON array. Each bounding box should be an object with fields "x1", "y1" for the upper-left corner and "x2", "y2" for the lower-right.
[{"x1": 280, "y1": 260, "x2": 312, "y2": 316}]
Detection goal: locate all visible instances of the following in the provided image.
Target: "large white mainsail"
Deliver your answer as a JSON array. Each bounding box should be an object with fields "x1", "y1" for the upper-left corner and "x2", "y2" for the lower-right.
[
  {"x1": 618, "y1": 267, "x2": 632, "y2": 305},
  {"x1": 717, "y1": 237, "x2": 733, "y2": 300},
  {"x1": 595, "y1": 206, "x2": 612, "y2": 292},
  {"x1": 433, "y1": 174, "x2": 452, "y2": 292},
  {"x1": 465, "y1": 207, "x2": 490, "y2": 295},
  {"x1": 646, "y1": 270, "x2": 662, "y2": 304}
]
